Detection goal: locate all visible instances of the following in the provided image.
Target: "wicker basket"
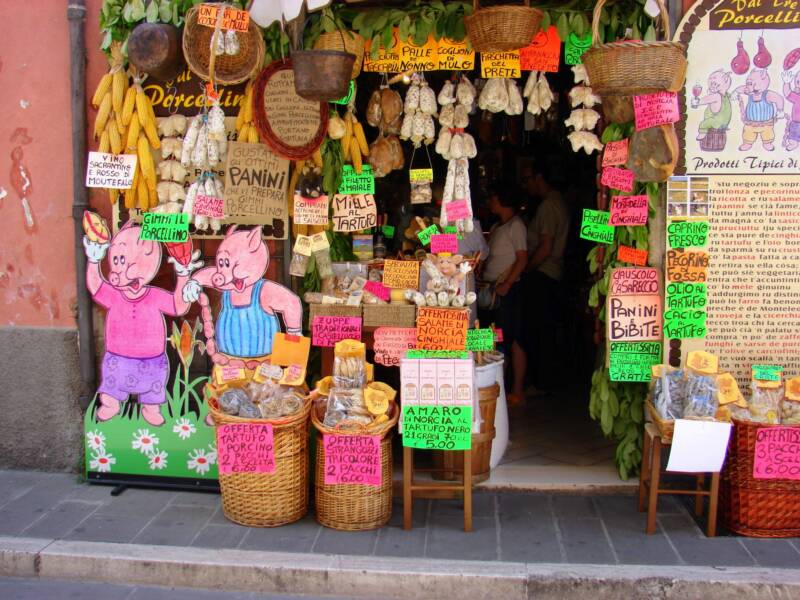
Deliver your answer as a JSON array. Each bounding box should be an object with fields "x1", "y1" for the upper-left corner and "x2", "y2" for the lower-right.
[
  {"x1": 646, "y1": 399, "x2": 674, "y2": 443},
  {"x1": 363, "y1": 304, "x2": 417, "y2": 328},
  {"x1": 582, "y1": 0, "x2": 687, "y2": 96},
  {"x1": 720, "y1": 419, "x2": 800, "y2": 537},
  {"x1": 314, "y1": 30, "x2": 365, "y2": 79},
  {"x1": 464, "y1": 0, "x2": 542, "y2": 52},
  {"x1": 208, "y1": 390, "x2": 311, "y2": 527},
  {"x1": 311, "y1": 399, "x2": 398, "y2": 530},
  {"x1": 182, "y1": 5, "x2": 265, "y2": 85}
]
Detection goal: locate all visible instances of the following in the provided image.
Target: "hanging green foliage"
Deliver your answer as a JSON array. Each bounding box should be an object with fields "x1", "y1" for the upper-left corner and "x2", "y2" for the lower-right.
[{"x1": 587, "y1": 121, "x2": 662, "y2": 480}]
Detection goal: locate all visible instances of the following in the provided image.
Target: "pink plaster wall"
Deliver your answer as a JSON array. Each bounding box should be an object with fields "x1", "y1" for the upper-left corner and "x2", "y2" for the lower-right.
[{"x1": 0, "y1": 0, "x2": 106, "y2": 327}]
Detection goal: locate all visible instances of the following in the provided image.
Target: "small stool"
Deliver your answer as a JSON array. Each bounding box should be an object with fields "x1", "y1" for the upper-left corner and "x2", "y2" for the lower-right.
[{"x1": 637, "y1": 422, "x2": 720, "y2": 537}]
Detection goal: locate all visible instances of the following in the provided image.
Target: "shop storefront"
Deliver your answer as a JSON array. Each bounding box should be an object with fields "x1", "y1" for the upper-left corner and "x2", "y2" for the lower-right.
[{"x1": 72, "y1": 0, "x2": 799, "y2": 537}]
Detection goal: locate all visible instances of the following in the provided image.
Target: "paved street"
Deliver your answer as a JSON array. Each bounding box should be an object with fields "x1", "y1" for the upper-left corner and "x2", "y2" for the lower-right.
[
  {"x1": 0, "y1": 469, "x2": 798, "y2": 567},
  {"x1": 0, "y1": 577, "x2": 342, "y2": 599}
]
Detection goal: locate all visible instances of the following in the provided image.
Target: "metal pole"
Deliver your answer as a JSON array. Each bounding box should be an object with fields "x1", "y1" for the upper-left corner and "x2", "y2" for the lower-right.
[{"x1": 68, "y1": 0, "x2": 97, "y2": 409}]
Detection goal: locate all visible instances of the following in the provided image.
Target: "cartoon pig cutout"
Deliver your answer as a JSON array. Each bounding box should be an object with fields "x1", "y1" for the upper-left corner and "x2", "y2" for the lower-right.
[
  {"x1": 84, "y1": 221, "x2": 201, "y2": 426},
  {"x1": 733, "y1": 69, "x2": 785, "y2": 151},
  {"x1": 184, "y1": 226, "x2": 302, "y2": 369}
]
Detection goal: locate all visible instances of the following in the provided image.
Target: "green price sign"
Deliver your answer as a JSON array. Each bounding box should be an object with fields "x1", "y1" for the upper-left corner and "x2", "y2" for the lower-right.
[
  {"x1": 666, "y1": 282, "x2": 707, "y2": 310},
  {"x1": 443, "y1": 225, "x2": 462, "y2": 240},
  {"x1": 608, "y1": 341, "x2": 662, "y2": 382},
  {"x1": 466, "y1": 328, "x2": 494, "y2": 352},
  {"x1": 667, "y1": 220, "x2": 708, "y2": 249},
  {"x1": 339, "y1": 165, "x2": 375, "y2": 195},
  {"x1": 382, "y1": 225, "x2": 395, "y2": 238},
  {"x1": 140, "y1": 213, "x2": 189, "y2": 242},
  {"x1": 402, "y1": 404, "x2": 472, "y2": 450},
  {"x1": 565, "y1": 32, "x2": 592, "y2": 65},
  {"x1": 663, "y1": 308, "x2": 707, "y2": 339},
  {"x1": 752, "y1": 365, "x2": 783, "y2": 382},
  {"x1": 417, "y1": 224, "x2": 439, "y2": 246},
  {"x1": 580, "y1": 209, "x2": 614, "y2": 244},
  {"x1": 405, "y1": 350, "x2": 469, "y2": 359}
]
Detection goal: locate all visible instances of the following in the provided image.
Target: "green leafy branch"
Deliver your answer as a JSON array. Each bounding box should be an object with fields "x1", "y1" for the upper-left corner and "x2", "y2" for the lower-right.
[{"x1": 586, "y1": 120, "x2": 661, "y2": 480}]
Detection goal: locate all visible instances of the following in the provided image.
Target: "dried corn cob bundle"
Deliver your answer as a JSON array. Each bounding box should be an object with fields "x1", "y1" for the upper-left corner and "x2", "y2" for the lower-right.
[{"x1": 235, "y1": 79, "x2": 260, "y2": 143}]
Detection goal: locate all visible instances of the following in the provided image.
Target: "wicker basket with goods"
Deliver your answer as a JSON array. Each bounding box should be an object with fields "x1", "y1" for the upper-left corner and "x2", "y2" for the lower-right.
[
  {"x1": 208, "y1": 382, "x2": 311, "y2": 527},
  {"x1": 464, "y1": 0, "x2": 543, "y2": 52},
  {"x1": 311, "y1": 395, "x2": 398, "y2": 531},
  {"x1": 292, "y1": 23, "x2": 355, "y2": 102},
  {"x1": 720, "y1": 420, "x2": 800, "y2": 538},
  {"x1": 313, "y1": 30, "x2": 365, "y2": 80},
  {"x1": 582, "y1": 0, "x2": 687, "y2": 96},
  {"x1": 182, "y1": 4, "x2": 265, "y2": 85}
]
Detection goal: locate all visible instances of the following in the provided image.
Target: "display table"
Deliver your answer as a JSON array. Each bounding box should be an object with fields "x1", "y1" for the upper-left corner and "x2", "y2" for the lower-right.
[{"x1": 637, "y1": 422, "x2": 720, "y2": 537}]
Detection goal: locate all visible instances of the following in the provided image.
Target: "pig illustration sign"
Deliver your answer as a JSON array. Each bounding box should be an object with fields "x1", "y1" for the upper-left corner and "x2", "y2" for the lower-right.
[
  {"x1": 82, "y1": 216, "x2": 218, "y2": 484},
  {"x1": 82, "y1": 218, "x2": 303, "y2": 486}
]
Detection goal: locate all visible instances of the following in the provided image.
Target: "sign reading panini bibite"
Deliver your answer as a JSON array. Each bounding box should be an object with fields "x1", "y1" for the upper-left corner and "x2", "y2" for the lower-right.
[
  {"x1": 606, "y1": 268, "x2": 662, "y2": 344},
  {"x1": 86, "y1": 152, "x2": 137, "y2": 188}
]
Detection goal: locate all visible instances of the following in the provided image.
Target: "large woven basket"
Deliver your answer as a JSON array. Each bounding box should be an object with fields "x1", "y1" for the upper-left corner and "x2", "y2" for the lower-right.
[
  {"x1": 720, "y1": 419, "x2": 800, "y2": 537},
  {"x1": 646, "y1": 399, "x2": 674, "y2": 443},
  {"x1": 464, "y1": 0, "x2": 542, "y2": 52},
  {"x1": 208, "y1": 389, "x2": 311, "y2": 527},
  {"x1": 582, "y1": 0, "x2": 687, "y2": 96},
  {"x1": 182, "y1": 4, "x2": 265, "y2": 85},
  {"x1": 314, "y1": 30, "x2": 365, "y2": 79},
  {"x1": 311, "y1": 399, "x2": 398, "y2": 531}
]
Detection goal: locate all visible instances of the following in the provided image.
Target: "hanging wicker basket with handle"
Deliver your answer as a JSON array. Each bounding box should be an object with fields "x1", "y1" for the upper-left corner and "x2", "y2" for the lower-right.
[
  {"x1": 291, "y1": 23, "x2": 355, "y2": 102},
  {"x1": 182, "y1": 4, "x2": 265, "y2": 85},
  {"x1": 464, "y1": 0, "x2": 543, "y2": 53},
  {"x1": 314, "y1": 30, "x2": 365, "y2": 79},
  {"x1": 581, "y1": 0, "x2": 687, "y2": 96}
]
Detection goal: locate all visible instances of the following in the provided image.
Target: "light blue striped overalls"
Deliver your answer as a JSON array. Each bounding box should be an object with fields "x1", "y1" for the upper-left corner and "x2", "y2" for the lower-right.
[{"x1": 216, "y1": 279, "x2": 279, "y2": 358}]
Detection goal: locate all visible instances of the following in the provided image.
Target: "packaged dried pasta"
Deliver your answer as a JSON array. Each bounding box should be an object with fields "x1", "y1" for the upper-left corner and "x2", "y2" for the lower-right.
[
  {"x1": 749, "y1": 365, "x2": 784, "y2": 424},
  {"x1": 290, "y1": 235, "x2": 312, "y2": 278},
  {"x1": 683, "y1": 368, "x2": 718, "y2": 419},
  {"x1": 652, "y1": 367, "x2": 686, "y2": 420},
  {"x1": 333, "y1": 339, "x2": 367, "y2": 389}
]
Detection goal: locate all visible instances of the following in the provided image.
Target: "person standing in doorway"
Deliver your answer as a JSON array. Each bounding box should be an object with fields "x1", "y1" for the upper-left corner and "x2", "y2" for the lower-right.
[
  {"x1": 522, "y1": 162, "x2": 570, "y2": 395},
  {"x1": 479, "y1": 185, "x2": 528, "y2": 405}
]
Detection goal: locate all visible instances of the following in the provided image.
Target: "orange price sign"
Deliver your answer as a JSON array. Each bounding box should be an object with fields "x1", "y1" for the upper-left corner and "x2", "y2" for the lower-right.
[{"x1": 197, "y1": 4, "x2": 250, "y2": 32}]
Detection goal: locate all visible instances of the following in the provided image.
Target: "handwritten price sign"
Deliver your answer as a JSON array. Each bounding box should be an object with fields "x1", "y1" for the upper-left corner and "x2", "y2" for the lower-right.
[
  {"x1": 753, "y1": 427, "x2": 800, "y2": 480},
  {"x1": 633, "y1": 92, "x2": 680, "y2": 131},
  {"x1": 323, "y1": 434, "x2": 382, "y2": 486},
  {"x1": 601, "y1": 167, "x2": 635, "y2": 193},
  {"x1": 312, "y1": 316, "x2": 362, "y2": 347},
  {"x1": 602, "y1": 139, "x2": 629, "y2": 167},
  {"x1": 610, "y1": 195, "x2": 649, "y2": 226},
  {"x1": 217, "y1": 423, "x2": 275, "y2": 475}
]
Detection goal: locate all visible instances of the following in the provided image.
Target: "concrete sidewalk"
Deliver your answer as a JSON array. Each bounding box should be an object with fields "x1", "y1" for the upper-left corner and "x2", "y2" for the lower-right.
[{"x1": 1, "y1": 470, "x2": 799, "y2": 599}]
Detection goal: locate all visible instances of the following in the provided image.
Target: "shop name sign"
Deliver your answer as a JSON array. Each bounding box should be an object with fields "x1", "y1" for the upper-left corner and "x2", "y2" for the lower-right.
[{"x1": 711, "y1": 0, "x2": 800, "y2": 30}]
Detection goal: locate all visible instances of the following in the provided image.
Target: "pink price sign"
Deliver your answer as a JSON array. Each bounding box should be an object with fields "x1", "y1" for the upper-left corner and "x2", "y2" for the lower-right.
[
  {"x1": 602, "y1": 139, "x2": 629, "y2": 167},
  {"x1": 753, "y1": 426, "x2": 800, "y2": 480},
  {"x1": 374, "y1": 326, "x2": 417, "y2": 367},
  {"x1": 312, "y1": 316, "x2": 362, "y2": 347},
  {"x1": 444, "y1": 199, "x2": 470, "y2": 221},
  {"x1": 323, "y1": 433, "x2": 382, "y2": 486},
  {"x1": 609, "y1": 195, "x2": 649, "y2": 226},
  {"x1": 217, "y1": 423, "x2": 275, "y2": 475},
  {"x1": 430, "y1": 234, "x2": 459, "y2": 254},
  {"x1": 194, "y1": 194, "x2": 224, "y2": 218},
  {"x1": 633, "y1": 91, "x2": 680, "y2": 131},
  {"x1": 601, "y1": 167, "x2": 635, "y2": 193},
  {"x1": 363, "y1": 280, "x2": 391, "y2": 302}
]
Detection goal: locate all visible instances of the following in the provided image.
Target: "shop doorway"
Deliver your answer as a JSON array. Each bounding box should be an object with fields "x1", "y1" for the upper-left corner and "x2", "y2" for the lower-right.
[{"x1": 358, "y1": 62, "x2": 626, "y2": 490}]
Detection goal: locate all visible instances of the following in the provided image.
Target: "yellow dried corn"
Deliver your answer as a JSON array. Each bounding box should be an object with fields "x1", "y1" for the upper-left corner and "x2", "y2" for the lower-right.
[
  {"x1": 353, "y1": 121, "x2": 369, "y2": 157},
  {"x1": 312, "y1": 148, "x2": 323, "y2": 168},
  {"x1": 108, "y1": 122, "x2": 122, "y2": 155},
  {"x1": 237, "y1": 123, "x2": 250, "y2": 142},
  {"x1": 98, "y1": 129, "x2": 110, "y2": 154},
  {"x1": 125, "y1": 113, "x2": 140, "y2": 151},
  {"x1": 243, "y1": 84, "x2": 253, "y2": 123},
  {"x1": 350, "y1": 138, "x2": 362, "y2": 173},
  {"x1": 135, "y1": 87, "x2": 151, "y2": 130},
  {"x1": 92, "y1": 73, "x2": 112, "y2": 108},
  {"x1": 342, "y1": 112, "x2": 353, "y2": 153},
  {"x1": 247, "y1": 126, "x2": 259, "y2": 144},
  {"x1": 121, "y1": 86, "x2": 136, "y2": 126},
  {"x1": 142, "y1": 114, "x2": 161, "y2": 149},
  {"x1": 136, "y1": 178, "x2": 149, "y2": 210},
  {"x1": 107, "y1": 189, "x2": 118, "y2": 205},
  {"x1": 137, "y1": 134, "x2": 156, "y2": 188},
  {"x1": 114, "y1": 111, "x2": 125, "y2": 138},
  {"x1": 124, "y1": 186, "x2": 135, "y2": 209},
  {"x1": 94, "y1": 94, "x2": 112, "y2": 139},
  {"x1": 112, "y1": 69, "x2": 125, "y2": 114}
]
